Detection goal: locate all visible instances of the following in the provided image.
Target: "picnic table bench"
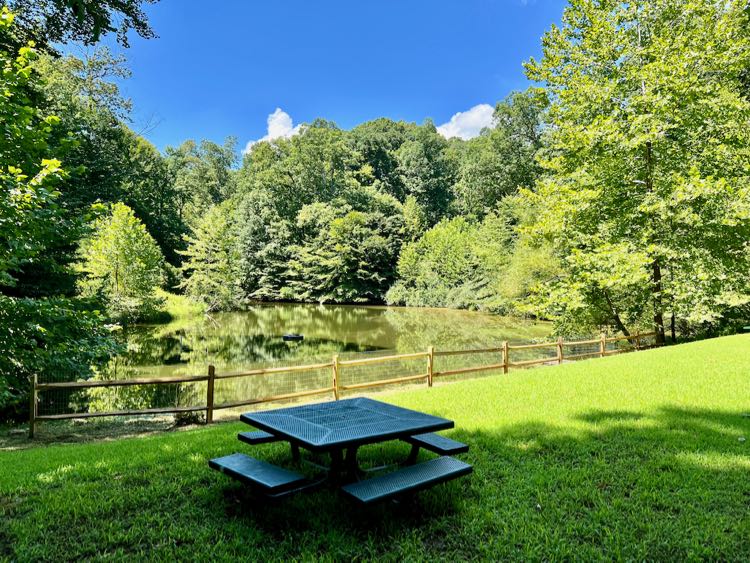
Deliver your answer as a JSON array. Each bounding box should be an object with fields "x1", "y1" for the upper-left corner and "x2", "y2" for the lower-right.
[{"x1": 209, "y1": 397, "x2": 472, "y2": 504}]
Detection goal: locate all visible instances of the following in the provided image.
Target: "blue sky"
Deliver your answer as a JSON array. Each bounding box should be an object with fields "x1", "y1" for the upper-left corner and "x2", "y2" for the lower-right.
[{"x1": 101, "y1": 0, "x2": 567, "y2": 152}]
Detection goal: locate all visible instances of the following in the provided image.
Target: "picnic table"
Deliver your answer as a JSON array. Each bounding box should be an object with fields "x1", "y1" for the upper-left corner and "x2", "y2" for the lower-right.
[{"x1": 209, "y1": 397, "x2": 472, "y2": 504}]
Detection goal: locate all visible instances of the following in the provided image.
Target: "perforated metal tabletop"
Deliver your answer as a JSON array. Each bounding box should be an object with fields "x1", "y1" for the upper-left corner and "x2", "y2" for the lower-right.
[{"x1": 240, "y1": 397, "x2": 454, "y2": 452}]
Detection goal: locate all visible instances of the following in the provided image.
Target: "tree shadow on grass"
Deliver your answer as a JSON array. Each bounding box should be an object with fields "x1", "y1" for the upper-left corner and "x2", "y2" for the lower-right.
[
  {"x1": 6, "y1": 407, "x2": 749, "y2": 560},
  {"x1": 211, "y1": 406, "x2": 750, "y2": 560}
]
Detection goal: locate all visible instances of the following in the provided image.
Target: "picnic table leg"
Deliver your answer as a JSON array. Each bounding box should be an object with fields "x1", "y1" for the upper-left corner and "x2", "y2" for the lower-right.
[
  {"x1": 329, "y1": 448, "x2": 344, "y2": 483},
  {"x1": 404, "y1": 444, "x2": 420, "y2": 466},
  {"x1": 290, "y1": 443, "x2": 300, "y2": 462},
  {"x1": 344, "y1": 446, "x2": 364, "y2": 481},
  {"x1": 327, "y1": 447, "x2": 364, "y2": 484}
]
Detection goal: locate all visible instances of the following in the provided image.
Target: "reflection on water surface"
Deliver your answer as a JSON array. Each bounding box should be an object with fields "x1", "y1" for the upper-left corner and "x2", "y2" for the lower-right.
[{"x1": 110, "y1": 304, "x2": 551, "y2": 378}]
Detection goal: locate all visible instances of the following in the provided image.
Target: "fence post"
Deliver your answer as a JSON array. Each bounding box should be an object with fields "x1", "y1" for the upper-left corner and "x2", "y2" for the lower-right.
[
  {"x1": 332, "y1": 355, "x2": 340, "y2": 400},
  {"x1": 600, "y1": 332, "x2": 606, "y2": 358},
  {"x1": 29, "y1": 373, "x2": 37, "y2": 439},
  {"x1": 427, "y1": 346, "x2": 434, "y2": 387},
  {"x1": 206, "y1": 365, "x2": 215, "y2": 424},
  {"x1": 502, "y1": 341, "x2": 509, "y2": 374},
  {"x1": 557, "y1": 337, "x2": 564, "y2": 364},
  {"x1": 634, "y1": 331, "x2": 641, "y2": 350}
]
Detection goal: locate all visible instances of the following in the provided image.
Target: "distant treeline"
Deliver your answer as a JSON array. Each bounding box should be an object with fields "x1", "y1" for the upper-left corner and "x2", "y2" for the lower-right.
[{"x1": 180, "y1": 94, "x2": 549, "y2": 314}]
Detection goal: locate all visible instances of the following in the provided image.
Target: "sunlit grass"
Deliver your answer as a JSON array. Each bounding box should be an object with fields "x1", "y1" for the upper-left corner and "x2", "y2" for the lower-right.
[
  {"x1": 157, "y1": 289, "x2": 206, "y2": 322},
  {"x1": 2, "y1": 335, "x2": 749, "y2": 560}
]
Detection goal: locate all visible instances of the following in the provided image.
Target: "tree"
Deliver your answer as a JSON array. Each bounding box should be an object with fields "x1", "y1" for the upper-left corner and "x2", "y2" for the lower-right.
[
  {"x1": 0, "y1": 8, "x2": 116, "y2": 419},
  {"x1": 387, "y1": 217, "x2": 488, "y2": 308},
  {"x1": 350, "y1": 118, "x2": 412, "y2": 201},
  {"x1": 524, "y1": 0, "x2": 750, "y2": 340},
  {"x1": 489, "y1": 196, "x2": 562, "y2": 315},
  {"x1": 121, "y1": 132, "x2": 185, "y2": 265},
  {"x1": 5, "y1": 0, "x2": 157, "y2": 53},
  {"x1": 179, "y1": 202, "x2": 242, "y2": 311},
  {"x1": 451, "y1": 89, "x2": 547, "y2": 218},
  {"x1": 32, "y1": 49, "x2": 183, "y2": 243},
  {"x1": 396, "y1": 120, "x2": 457, "y2": 226},
  {"x1": 78, "y1": 202, "x2": 165, "y2": 321},
  {"x1": 165, "y1": 137, "x2": 238, "y2": 227},
  {"x1": 0, "y1": 9, "x2": 65, "y2": 287},
  {"x1": 239, "y1": 120, "x2": 363, "y2": 221},
  {"x1": 234, "y1": 189, "x2": 294, "y2": 302},
  {"x1": 402, "y1": 195, "x2": 428, "y2": 240},
  {"x1": 234, "y1": 121, "x2": 407, "y2": 304},
  {"x1": 286, "y1": 198, "x2": 405, "y2": 304}
]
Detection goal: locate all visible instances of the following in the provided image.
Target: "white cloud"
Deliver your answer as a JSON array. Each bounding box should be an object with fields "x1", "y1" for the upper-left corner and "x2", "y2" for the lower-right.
[
  {"x1": 243, "y1": 108, "x2": 302, "y2": 153},
  {"x1": 437, "y1": 103, "x2": 495, "y2": 140}
]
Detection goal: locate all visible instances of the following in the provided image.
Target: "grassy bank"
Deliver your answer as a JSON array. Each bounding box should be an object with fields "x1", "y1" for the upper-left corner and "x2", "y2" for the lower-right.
[{"x1": 2, "y1": 336, "x2": 749, "y2": 560}]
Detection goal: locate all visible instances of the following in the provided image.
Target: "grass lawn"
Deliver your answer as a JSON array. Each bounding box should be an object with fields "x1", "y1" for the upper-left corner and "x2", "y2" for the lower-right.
[{"x1": 2, "y1": 335, "x2": 750, "y2": 560}]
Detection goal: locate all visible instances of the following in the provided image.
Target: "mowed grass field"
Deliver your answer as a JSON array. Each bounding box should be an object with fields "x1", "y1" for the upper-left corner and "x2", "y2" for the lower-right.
[{"x1": 2, "y1": 335, "x2": 750, "y2": 561}]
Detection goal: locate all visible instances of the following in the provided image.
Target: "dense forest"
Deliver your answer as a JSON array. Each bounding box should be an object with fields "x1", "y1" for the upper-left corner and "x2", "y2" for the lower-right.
[{"x1": 3, "y1": 0, "x2": 750, "y2": 418}]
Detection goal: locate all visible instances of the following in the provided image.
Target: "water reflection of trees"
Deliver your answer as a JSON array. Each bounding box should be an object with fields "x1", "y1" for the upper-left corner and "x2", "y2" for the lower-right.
[
  {"x1": 86, "y1": 304, "x2": 551, "y2": 414},
  {"x1": 382, "y1": 307, "x2": 550, "y2": 353},
  {"x1": 114, "y1": 304, "x2": 551, "y2": 372},
  {"x1": 110, "y1": 304, "x2": 397, "y2": 373}
]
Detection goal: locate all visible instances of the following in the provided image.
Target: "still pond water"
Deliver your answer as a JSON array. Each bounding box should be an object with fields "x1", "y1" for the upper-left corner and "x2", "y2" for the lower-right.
[{"x1": 111, "y1": 304, "x2": 551, "y2": 379}]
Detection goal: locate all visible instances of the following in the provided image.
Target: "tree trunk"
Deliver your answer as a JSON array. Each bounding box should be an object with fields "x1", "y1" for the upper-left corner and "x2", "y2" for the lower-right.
[
  {"x1": 652, "y1": 258, "x2": 666, "y2": 344},
  {"x1": 603, "y1": 290, "x2": 630, "y2": 336},
  {"x1": 643, "y1": 137, "x2": 665, "y2": 345},
  {"x1": 670, "y1": 312, "x2": 676, "y2": 343}
]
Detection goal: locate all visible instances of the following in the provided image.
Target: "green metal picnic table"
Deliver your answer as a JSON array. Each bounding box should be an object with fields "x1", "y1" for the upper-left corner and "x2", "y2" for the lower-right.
[{"x1": 210, "y1": 397, "x2": 472, "y2": 504}]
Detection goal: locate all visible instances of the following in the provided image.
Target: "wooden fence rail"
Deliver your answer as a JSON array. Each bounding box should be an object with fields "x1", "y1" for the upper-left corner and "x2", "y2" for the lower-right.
[{"x1": 28, "y1": 331, "x2": 658, "y2": 437}]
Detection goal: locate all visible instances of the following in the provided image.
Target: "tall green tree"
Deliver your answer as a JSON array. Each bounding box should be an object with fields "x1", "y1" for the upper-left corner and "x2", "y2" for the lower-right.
[
  {"x1": 387, "y1": 217, "x2": 487, "y2": 309},
  {"x1": 452, "y1": 89, "x2": 547, "y2": 218},
  {"x1": 239, "y1": 120, "x2": 362, "y2": 221},
  {"x1": 286, "y1": 195, "x2": 405, "y2": 304},
  {"x1": 0, "y1": 11, "x2": 65, "y2": 286},
  {"x1": 165, "y1": 137, "x2": 237, "y2": 227},
  {"x1": 524, "y1": 0, "x2": 750, "y2": 340},
  {"x1": 29, "y1": 49, "x2": 185, "y2": 273},
  {"x1": 179, "y1": 201, "x2": 242, "y2": 312},
  {"x1": 78, "y1": 202, "x2": 165, "y2": 321},
  {"x1": 0, "y1": 8, "x2": 116, "y2": 419},
  {"x1": 350, "y1": 118, "x2": 412, "y2": 201},
  {"x1": 396, "y1": 120, "x2": 457, "y2": 226},
  {"x1": 121, "y1": 132, "x2": 185, "y2": 264},
  {"x1": 234, "y1": 188, "x2": 293, "y2": 302}
]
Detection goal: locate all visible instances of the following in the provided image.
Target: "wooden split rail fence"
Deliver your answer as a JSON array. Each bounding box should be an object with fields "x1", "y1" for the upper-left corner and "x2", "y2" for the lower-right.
[{"x1": 29, "y1": 331, "x2": 658, "y2": 437}]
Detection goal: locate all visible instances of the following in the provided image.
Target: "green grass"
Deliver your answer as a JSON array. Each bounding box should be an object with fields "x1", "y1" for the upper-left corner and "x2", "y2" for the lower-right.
[
  {"x1": 130, "y1": 290, "x2": 206, "y2": 325},
  {"x1": 2, "y1": 335, "x2": 750, "y2": 560},
  {"x1": 158, "y1": 290, "x2": 205, "y2": 320}
]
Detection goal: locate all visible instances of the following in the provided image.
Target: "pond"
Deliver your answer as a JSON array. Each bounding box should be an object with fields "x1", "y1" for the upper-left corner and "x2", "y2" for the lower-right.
[
  {"x1": 109, "y1": 303, "x2": 552, "y2": 379},
  {"x1": 40, "y1": 305, "x2": 552, "y2": 419}
]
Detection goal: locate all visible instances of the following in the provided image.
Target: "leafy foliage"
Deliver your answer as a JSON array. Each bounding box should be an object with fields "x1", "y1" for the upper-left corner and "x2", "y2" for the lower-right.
[
  {"x1": 165, "y1": 137, "x2": 237, "y2": 229},
  {"x1": 451, "y1": 89, "x2": 547, "y2": 218},
  {"x1": 78, "y1": 202, "x2": 165, "y2": 321},
  {"x1": 349, "y1": 118, "x2": 411, "y2": 201},
  {"x1": 35, "y1": 49, "x2": 186, "y2": 265},
  {"x1": 5, "y1": 0, "x2": 157, "y2": 53},
  {"x1": 523, "y1": 0, "x2": 750, "y2": 339},
  {"x1": 0, "y1": 9, "x2": 66, "y2": 287},
  {"x1": 387, "y1": 217, "x2": 488, "y2": 309},
  {"x1": 396, "y1": 120, "x2": 457, "y2": 226},
  {"x1": 179, "y1": 201, "x2": 242, "y2": 312},
  {"x1": 0, "y1": 296, "x2": 118, "y2": 420},
  {"x1": 0, "y1": 9, "x2": 118, "y2": 419},
  {"x1": 286, "y1": 199, "x2": 404, "y2": 303}
]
